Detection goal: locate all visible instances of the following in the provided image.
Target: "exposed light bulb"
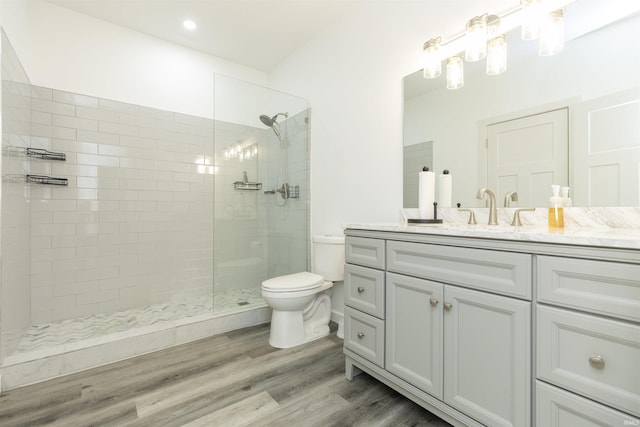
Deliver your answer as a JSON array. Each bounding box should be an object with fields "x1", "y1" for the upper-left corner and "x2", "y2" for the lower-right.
[
  {"x1": 521, "y1": 0, "x2": 543, "y2": 40},
  {"x1": 422, "y1": 37, "x2": 442, "y2": 79},
  {"x1": 446, "y1": 55, "x2": 464, "y2": 90},
  {"x1": 465, "y1": 15, "x2": 488, "y2": 62},
  {"x1": 539, "y1": 9, "x2": 565, "y2": 56},
  {"x1": 487, "y1": 35, "x2": 507, "y2": 75}
]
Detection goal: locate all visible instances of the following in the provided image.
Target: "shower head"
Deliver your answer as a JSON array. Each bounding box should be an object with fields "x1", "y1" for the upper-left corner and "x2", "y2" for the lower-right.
[
  {"x1": 259, "y1": 112, "x2": 288, "y2": 127},
  {"x1": 259, "y1": 112, "x2": 288, "y2": 140},
  {"x1": 259, "y1": 114, "x2": 275, "y2": 127}
]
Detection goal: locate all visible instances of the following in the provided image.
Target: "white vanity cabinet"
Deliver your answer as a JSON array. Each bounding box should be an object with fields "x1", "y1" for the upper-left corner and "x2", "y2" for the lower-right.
[{"x1": 345, "y1": 234, "x2": 532, "y2": 427}]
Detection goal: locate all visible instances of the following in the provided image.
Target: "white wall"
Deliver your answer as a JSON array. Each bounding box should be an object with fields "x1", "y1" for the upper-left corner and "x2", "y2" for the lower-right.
[{"x1": 0, "y1": 0, "x2": 268, "y2": 119}]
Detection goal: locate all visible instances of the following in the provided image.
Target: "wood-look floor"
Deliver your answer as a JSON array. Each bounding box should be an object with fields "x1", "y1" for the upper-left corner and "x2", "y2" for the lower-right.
[{"x1": 0, "y1": 323, "x2": 451, "y2": 427}]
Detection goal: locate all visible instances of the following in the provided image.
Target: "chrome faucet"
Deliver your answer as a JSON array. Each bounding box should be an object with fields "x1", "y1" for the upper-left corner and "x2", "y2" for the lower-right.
[
  {"x1": 476, "y1": 187, "x2": 498, "y2": 225},
  {"x1": 504, "y1": 191, "x2": 518, "y2": 207}
]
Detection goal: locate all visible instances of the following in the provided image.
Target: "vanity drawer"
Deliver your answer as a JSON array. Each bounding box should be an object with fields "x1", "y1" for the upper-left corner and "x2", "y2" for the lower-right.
[
  {"x1": 536, "y1": 381, "x2": 636, "y2": 427},
  {"x1": 537, "y1": 255, "x2": 640, "y2": 323},
  {"x1": 344, "y1": 264, "x2": 385, "y2": 319},
  {"x1": 537, "y1": 305, "x2": 640, "y2": 417},
  {"x1": 387, "y1": 240, "x2": 532, "y2": 299},
  {"x1": 345, "y1": 237, "x2": 385, "y2": 269},
  {"x1": 344, "y1": 306, "x2": 384, "y2": 368}
]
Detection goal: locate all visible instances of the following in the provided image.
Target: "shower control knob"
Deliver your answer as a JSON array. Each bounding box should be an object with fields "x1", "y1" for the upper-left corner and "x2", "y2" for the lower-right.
[
  {"x1": 429, "y1": 298, "x2": 439, "y2": 307},
  {"x1": 357, "y1": 332, "x2": 365, "y2": 339},
  {"x1": 357, "y1": 287, "x2": 365, "y2": 293}
]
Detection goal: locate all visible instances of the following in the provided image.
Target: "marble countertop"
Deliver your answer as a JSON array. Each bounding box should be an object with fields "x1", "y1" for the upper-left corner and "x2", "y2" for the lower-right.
[
  {"x1": 345, "y1": 222, "x2": 640, "y2": 250},
  {"x1": 345, "y1": 213, "x2": 640, "y2": 251},
  {"x1": 345, "y1": 207, "x2": 640, "y2": 250}
]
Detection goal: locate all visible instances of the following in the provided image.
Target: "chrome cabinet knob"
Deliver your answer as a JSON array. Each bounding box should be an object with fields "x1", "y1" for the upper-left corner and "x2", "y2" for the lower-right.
[
  {"x1": 357, "y1": 287, "x2": 365, "y2": 293},
  {"x1": 589, "y1": 355, "x2": 605, "y2": 369},
  {"x1": 357, "y1": 332, "x2": 365, "y2": 339},
  {"x1": 443, "y1": 302, "x2": 452, "y2": 311},
  {"x1": 430, "y1": 298, "x2": 439, "y2": 307}
]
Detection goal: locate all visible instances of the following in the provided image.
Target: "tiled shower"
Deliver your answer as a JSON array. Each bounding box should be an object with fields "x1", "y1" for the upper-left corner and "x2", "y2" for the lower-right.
[{"x1": 0, "y1": 31, "x2": 310, "y2": 389}]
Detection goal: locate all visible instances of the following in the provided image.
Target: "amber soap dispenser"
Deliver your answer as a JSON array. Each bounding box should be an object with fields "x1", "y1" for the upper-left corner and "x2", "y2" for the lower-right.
[{"x1": 548, "y1": 184, "x2": 564, "y2": 228}]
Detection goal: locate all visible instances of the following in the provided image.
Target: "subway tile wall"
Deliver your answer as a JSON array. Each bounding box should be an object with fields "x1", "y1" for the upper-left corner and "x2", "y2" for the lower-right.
[
  {"x1": 28, "y1": 86, "x2": 214, "y2": 324},
  {"x1": 1, "y1": 30, "x2": 33, "y2": 359}
]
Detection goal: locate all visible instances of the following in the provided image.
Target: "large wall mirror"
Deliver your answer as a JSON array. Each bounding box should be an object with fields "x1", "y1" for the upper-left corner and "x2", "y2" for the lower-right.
[{"x1": 403, "y1": 0, "x2": 640, "y2": 208}]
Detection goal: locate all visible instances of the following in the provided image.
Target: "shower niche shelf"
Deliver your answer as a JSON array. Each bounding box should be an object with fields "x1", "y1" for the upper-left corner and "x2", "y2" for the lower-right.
[
  {"x1": 234, "y1": 182, "x2": 262, "y2": 191},
  {"x1": 26, "y1": 148, "x2": 66, "y2": 161},
  {"x1": 26, "y1": 175, "x2": 68, "y2": 186}
]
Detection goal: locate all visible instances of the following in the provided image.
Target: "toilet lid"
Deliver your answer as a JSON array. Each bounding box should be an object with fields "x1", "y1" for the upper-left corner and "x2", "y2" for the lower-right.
[{"x1": 261, "y1": 272, "x2": 325, "y2": 292}]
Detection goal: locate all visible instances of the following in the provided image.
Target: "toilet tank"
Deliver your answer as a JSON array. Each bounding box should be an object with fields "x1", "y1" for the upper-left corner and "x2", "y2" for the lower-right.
[{"x1": 312, "y1": 235, "x2": 345, "y2": 281}]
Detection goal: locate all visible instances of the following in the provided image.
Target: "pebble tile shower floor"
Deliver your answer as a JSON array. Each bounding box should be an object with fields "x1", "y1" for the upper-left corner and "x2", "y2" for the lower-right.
[{"x1": 14, "y1": 288, "x2": 265, "y2": 354}]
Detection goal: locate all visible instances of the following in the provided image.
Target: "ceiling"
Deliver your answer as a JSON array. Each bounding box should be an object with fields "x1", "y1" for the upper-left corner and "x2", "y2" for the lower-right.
[{"x1": 46, "y1": 0, "x2": 366, "y2": 72}]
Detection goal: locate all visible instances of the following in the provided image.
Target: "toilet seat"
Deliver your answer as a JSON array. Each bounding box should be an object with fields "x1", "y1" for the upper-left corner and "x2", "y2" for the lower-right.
[{"x1": 261, "y1": 271, "x2": 325, "y2": 293}]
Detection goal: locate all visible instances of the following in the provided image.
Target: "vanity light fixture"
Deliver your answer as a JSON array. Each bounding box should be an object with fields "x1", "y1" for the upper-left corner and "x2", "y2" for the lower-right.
[
  {"x1": 420, "y1": 0, "x2": 573, "y2": 87},
  {"x1": 538, "y1": 9, "x2": 565, "y2": 56},
  {"x1": 465, "y1": 15, "x2": 488, "y2": 62},
  {"x1": 423, "y1": 37, "x2": 442, "y2": 79},
  {"x1": 446, "y1": 55, "x2": 464, "y2": 89}
]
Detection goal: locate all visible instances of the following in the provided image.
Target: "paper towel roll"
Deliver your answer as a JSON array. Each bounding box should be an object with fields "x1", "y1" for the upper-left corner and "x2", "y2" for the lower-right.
[
  {"x1": 438, "y1": 170, "x2": 452, "y2": 208},
  {"x1": 418, "y1": 169, "x2": 435, "y2": 219}
]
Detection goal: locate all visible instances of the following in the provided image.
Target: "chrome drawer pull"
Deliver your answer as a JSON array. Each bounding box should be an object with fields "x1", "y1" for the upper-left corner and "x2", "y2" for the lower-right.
[
  {"x1": 443, "y1": 302, "x2": 452, "y2": 311},
  {"x1": 357, "y1": 332, "x2": 365, "y2": 339},
  {"x1": 589, "y1": 355, "x2": 605, "y2": 369},
  {"x1": 430, "y1": 298, "x2": 439, "y2": 307},
  {"x1": 357, "y1": 287, "x2": 365, "y2": 293}
]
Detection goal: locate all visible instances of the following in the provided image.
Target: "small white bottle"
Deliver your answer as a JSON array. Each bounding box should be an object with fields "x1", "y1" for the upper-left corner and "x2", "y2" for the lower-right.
[{"x1": 561, "y1": 186, "x2": 572, "y2": 207}]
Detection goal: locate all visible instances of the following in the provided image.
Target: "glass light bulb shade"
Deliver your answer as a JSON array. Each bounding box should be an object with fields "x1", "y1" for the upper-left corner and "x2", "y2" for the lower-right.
[
  {"x1": 422, "y1": 38, "x2": 442, "y2": 79},
  {"x1": 446, "y1": 55, "x2": 464, "y2": 90},
  {"x1": 539, "y1": 9, "x2": 565, "y2": 56},
  {"x1": 486, "y1": 35, "x2": 507, "y2": 75},
  {"x1": 465, "y1": 15, "x2": 487, "y2": 62},
  {"x1": 521, "y1": 0, "x2": 543, "y2": 40}
]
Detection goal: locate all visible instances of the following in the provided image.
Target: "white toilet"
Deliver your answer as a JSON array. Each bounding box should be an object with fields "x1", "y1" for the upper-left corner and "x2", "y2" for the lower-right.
[{"x1": 261, "y1": 235, "x2": 345, "y2": 348}]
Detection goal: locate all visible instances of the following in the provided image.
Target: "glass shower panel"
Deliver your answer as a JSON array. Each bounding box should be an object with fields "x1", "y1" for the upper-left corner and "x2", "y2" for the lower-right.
[
  {"x1": 213, "y1": 75, "x2": 310, "y2": 314},
  {"x1": 1, "y1": 31, "x2": 33, "y2": 361}
]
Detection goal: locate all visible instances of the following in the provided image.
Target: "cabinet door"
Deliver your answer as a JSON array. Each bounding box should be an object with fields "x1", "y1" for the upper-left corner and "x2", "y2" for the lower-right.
[
  {"x1": 385, "y1": 273, "x2": 443, "y2": 398},
  {"x1": 444, "y1": 286, "x2": 531, "y2": 427}
]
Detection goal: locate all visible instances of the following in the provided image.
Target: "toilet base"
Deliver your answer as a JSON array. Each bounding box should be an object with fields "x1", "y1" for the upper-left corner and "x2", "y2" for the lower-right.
[
  {"x1": 267, "y1": 292, "x2": 332, "y2": 349},
  {"x1": 268, "y1": 322, "x2": 330, "y2": 349}
]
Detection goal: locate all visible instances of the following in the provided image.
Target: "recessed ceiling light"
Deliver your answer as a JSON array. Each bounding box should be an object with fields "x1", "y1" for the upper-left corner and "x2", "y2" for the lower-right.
[{"x1": 183, "y1": 20, "x2": 197, "y2": 31}]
